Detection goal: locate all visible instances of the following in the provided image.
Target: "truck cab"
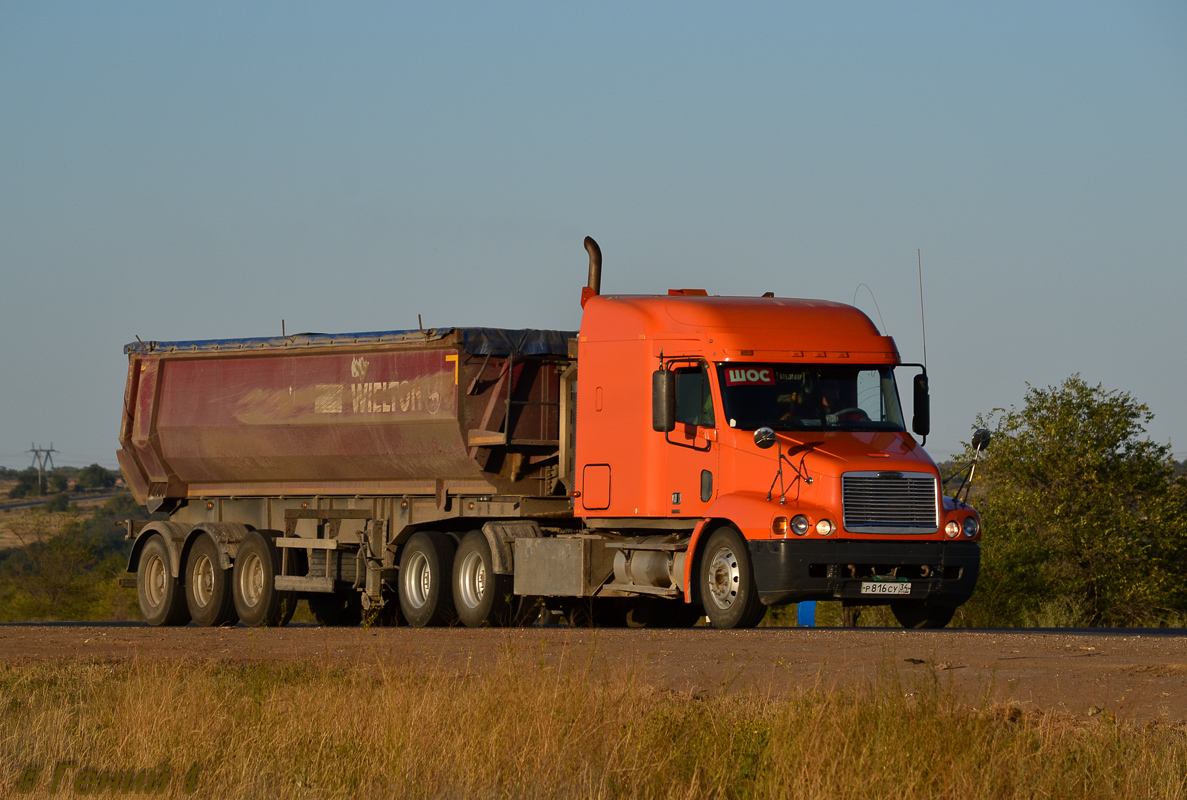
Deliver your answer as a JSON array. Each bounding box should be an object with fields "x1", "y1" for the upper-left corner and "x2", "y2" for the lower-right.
[{"x1": 574, "y1": 290, "x2": 980, "y2": 628}]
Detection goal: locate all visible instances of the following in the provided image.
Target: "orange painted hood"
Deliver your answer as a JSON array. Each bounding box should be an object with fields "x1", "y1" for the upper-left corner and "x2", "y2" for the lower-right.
[{"x1": 722, "y1": 428, "x2": 937, "y2": 482}]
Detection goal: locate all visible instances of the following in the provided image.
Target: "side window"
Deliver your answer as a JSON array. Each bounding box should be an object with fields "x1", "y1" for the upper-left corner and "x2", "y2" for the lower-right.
[
  {"x1": 674, "y1": 366, "x2": 715, "y2": 427},
  {"x1": 856, "y1": 369, "x2": 883, "y2": 421}
]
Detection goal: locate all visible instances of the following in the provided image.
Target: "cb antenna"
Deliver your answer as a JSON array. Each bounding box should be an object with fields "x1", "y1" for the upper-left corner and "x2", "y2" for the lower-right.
[{"x1": 917, "y1": 248, "x2": 928, "y2": 370}]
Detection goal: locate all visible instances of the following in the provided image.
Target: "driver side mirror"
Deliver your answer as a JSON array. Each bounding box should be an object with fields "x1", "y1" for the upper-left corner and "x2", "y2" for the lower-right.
[
  {"x1": 652, "y1": 370, "x2": 675, "y2": 432},
  {"x1": 912, "y1": 374, "x2": 930, "y2": 437},
  {"x1": 753, "y1": 427, "x2": 777, "y2": 450},
  {"x1": 971, "y1": 428, "x2": 991, "y2": 452}
]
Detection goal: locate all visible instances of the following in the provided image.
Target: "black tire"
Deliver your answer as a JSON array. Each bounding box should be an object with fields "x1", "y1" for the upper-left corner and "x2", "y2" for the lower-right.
[
  {"x1": 308, "y1": 591, "x2": 364, "y2": 627},
  {"x1": 184, "y1": 534, "x2": 238, "y2": 627},
  {"x1": 700, "y1": 527, "x2": 765, "y2": 629},
  {"x1": 891, "y1": 601, "x2": 955, "y2": 629},
  {"x1": 398, "y1": 532, "x2": 457, "y2": 627},
  {"x1": 137, "y1": 534, "x2": 191, "y2": 627},
  {"x1": 452, "y1": 531, "x2": 512, "y2": 628},
  {"x1": 232, "y1": 531, "x2": 296, "y2": 627}
]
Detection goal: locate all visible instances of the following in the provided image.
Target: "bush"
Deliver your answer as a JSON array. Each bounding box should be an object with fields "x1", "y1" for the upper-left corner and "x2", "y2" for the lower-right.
[
  {"x1": 957, "y1": 375, "x2": 1187, "y2": 627},
  {"x1": 75, "y1": 463, "x2": 118, "y2": 491},
  {"x1": 41, "y1": 494, "x2": 69, "y2": 512},
  {"x1": 7, "y1": 468, "x2": 44, "y2": 499},
  {"x1": 0, "y1": 495, "x2": 154, "y2": 622}
]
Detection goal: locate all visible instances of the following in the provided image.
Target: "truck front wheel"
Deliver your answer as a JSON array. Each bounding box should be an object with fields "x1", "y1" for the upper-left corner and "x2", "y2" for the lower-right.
[
  {"x1": 891, "y1": 601, "x2": 955, "y2": 629},
  {"x1": 232, "y1": 531, "x2": 296, "y2": 627},
  {"x1": 700, "y1": 527, "x2": 766, "y2": 629},
  {"x1": 137, "y1": 534, "x2": 191, "y2": 627},
  {"x1": 398, "y1": 532, "x2": 457, "y2": 627},
  {"x1": 453, "y1": 531, "x2": 511, "y2": 628},
  {"x1": 184, "y1": 534, "x2": 238, "y2": 627}
]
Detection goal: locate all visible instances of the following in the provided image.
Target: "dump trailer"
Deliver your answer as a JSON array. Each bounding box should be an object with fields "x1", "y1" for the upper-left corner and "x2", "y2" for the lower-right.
[{"x1": 118, "y1": 238, "x2": 981, "y2": 629}]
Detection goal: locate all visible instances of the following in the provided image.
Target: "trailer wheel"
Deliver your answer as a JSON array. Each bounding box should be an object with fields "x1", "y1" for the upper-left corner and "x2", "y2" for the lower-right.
[
  {"x1": 309, "y1": 591, "x2": 364, "y2": 627},
  {"x1": 398, "y1": 532, "x2": 457, "y2": 627},
  {"x1": 452, "y1": 531, "x2": 512, "y2": 628},
  {"x1": 137, "y1": 535, "x2": 191, "y2": 627},
  {"x1": 891, "y1": 601, "x2": 955, "y2": 629},
  {"x1": 700, "y1": 527, "x2": 765, "y2": 629},
  {"x1": 184, "y1": 534, "x2": 238, "y2": 627},
  {"x1": 232, "y1": 531, "x2": 295, "y2": 627}
]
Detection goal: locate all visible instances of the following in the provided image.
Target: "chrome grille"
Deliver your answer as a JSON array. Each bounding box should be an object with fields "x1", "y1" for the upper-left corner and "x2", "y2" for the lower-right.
[{"x1": 842, "y1": 471, "x2": 938, "y2": 534}]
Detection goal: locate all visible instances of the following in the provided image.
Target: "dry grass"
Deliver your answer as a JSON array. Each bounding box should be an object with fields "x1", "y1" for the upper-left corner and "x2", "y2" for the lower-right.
[{"x1": 2, "y1": 643, "x2": 1185, "y2": 799}]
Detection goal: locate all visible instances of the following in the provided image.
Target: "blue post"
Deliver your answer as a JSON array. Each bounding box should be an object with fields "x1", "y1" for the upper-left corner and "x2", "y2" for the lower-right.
[{"x1": 796, "y1": 601, "x2": 816, "y2": 627}]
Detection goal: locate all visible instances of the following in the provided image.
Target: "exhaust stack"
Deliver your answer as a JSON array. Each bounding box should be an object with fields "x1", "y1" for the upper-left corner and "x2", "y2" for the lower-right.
[{"x1": 581, "y1": 236, "x2": 602, "y2": 308}]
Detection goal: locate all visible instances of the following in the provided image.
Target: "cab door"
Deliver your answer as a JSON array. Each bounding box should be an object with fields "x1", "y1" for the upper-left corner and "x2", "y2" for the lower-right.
[{"x1": 663, "y1": 362, "x2": 720, "y2": 518}]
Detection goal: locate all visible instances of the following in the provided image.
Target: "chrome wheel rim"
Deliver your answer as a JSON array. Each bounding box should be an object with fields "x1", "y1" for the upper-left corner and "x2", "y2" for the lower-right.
[
  {"x1": 239, "y1": 552, "x2": 264, "y2": 609},
  {"x1": 457, "y1": 550, "x2": 486, "y2": 610},
  {"x1": 192, "y1": 553, "x2": 215, "y2": 608},
  {"x1": 144, "y1": 552, "x2": 167, "y2": 608},
  {"x1": 706, "y1": 545, "x2": 741, "y2": 610},
  {"x1": 404, "y1": 551, "x2": 431, "y2": 609}
]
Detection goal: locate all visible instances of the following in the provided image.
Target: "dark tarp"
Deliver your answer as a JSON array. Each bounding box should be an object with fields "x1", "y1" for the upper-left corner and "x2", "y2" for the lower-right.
[
  {"x1": 124, "y1": 327, "x2": 575, "y2": 357},
  {"x1": 461, "y1": 328, "x2": 575, "y2": 358}
]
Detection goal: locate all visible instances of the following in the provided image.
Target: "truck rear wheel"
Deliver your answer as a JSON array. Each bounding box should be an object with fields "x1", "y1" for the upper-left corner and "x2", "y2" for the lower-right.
[
  {"x1": 184, "y1": 534, "x2": 238, "y2": 627},
  {"x1": 700, "y1": 527, "x2": 765, "y2": 629},
  {"x1": 232, "y1": 531, "x2": 296, "y2": 627},
  {"x1": 137, "y1": 534, "x2": 191, "y2": 626},
  {"x1": 398, "y1": 532, "x2": 457, "y2": 627},
  {"x1": 453, "y1": 531, "x2": 512, "y2": 628},
  {"x1": 891, "y1": 601, "x2": 955, "y2": 629}
]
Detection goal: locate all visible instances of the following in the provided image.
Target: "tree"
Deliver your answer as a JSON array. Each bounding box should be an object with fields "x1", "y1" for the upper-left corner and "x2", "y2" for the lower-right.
[
  {"x1": 75, "y1": 463, "x2": 117, "y2": 491},
  {"x1": 957, "y1": 375, "x2": 1187, "y2": 627},
  {"x1": 0, "y1": 507, "x2": 139, "y2": 622},
  {"x1": 7, "y1": 468, "x2": 45, "y2": 499}
]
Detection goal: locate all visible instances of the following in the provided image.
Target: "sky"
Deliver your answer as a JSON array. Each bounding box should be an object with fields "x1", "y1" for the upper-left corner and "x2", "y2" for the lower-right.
[{"x1": 1, "y1": 1, "x2": 1184, "y2": 471}]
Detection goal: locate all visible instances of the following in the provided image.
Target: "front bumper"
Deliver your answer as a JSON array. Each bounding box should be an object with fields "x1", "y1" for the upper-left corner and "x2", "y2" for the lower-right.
[{"x1": 748, "y1": 540, "x2": 980, "y2": 608}]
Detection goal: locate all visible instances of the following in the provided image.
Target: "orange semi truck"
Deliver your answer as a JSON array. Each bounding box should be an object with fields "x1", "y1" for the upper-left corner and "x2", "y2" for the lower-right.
[{"x1": 118, "y1": 238, "x2": 981, "y2": 629}]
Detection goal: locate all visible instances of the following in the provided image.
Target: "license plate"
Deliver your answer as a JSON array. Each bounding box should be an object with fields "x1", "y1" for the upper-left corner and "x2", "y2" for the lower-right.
[{"x1": 860, "y1": 581, "x2": 912, "y2": 595}]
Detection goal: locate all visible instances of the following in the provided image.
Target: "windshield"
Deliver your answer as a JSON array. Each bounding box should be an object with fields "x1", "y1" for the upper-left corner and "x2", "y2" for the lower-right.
[{"x1": 715, "y1": 364, "x2": 905, "y2": 432}]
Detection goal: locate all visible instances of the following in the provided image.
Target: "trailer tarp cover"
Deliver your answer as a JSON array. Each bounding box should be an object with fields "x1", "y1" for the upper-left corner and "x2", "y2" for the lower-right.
[
  {"x1": 461, "y1": 328, "x2": 574, "y2": 358},
  {"x1": 123, "y1": 327, "x2": 575, "y2": 357}
]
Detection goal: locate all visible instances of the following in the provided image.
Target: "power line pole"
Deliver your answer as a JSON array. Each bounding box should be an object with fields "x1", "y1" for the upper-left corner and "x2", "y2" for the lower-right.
[{"x1": 27, "y1": 443, "x2": 58, "y2": 495}]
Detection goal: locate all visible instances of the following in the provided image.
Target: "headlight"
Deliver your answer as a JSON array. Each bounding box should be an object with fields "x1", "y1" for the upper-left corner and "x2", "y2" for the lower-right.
[
  {"x1": 790, "y1": 515, "x2": 810, "y2": 536},
  {"x1": 962, "y1": 517, "x2": 979, "y2": 538},
  {"x1": 772, "y1": 516, "x2": 788, "y2": 536},
  {"x1": 816, "y1": 519, "x2": 834, "y2": 536},
  {"x1": 945, "y1": 521, "x2": 960, "y2": 538}
]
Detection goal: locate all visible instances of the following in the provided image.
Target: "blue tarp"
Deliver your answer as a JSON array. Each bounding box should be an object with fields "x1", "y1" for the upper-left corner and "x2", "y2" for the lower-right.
[{"x1": 124, "y1": 327, "x2": 576, "y2": 358}]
